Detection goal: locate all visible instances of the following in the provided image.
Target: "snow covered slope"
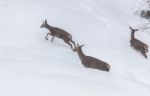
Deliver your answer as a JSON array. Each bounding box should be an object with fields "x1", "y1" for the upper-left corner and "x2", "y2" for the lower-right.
[{"x1": 0, "y1": 0, "x2": 150, "y2": 96}]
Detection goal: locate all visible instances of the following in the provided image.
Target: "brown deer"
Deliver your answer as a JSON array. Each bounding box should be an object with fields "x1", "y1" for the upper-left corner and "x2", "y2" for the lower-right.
[
  {"x1": 73, "y1": 44, "x2": 111, "y2": 72},
  {"x1": 40, "y1": 20, "x2": 76, "y2": 49},
  {"x1": 140, "y1": 10, "x2": 150, "y2": 19},
  {"x1": 129, "y1": 26, "x2": 149, "y2": 59}
]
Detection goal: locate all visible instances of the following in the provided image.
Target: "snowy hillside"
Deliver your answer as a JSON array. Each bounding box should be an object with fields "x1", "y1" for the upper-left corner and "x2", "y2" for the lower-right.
[{"x1": 0, "y1": 0, "x2": 150, "y2": 96}]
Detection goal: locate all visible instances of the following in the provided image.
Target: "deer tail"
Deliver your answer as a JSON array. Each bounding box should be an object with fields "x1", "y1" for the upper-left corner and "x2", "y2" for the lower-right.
[{"x1": 106, "y1": 64, "x2": 111, "y2": 70}]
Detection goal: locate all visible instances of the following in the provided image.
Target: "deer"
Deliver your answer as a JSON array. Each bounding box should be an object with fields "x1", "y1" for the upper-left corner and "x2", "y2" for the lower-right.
[
  {"x1": 140, "y1": 10, "x2": 150, "y2": 19},
  {"x1": 73, "y1": 44, "x2": 111, "y2": 72},
  {"x1": 129, "y1": 26, "x2": 149, "y2": 59},
  {"x1": 40, "y1": 19, "x2": 76, "y2": 49}
]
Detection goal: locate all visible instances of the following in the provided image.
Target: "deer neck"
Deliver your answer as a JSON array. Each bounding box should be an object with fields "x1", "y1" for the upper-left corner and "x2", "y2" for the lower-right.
[
  {"x1": 45, "y1": 24, "x2": 53, "y2": 31},
  {"x1": 77, "y1": 48, "x2": 86, "y2": 60},
  {"x1": 131, "y1": 31, "x2": 135, "y2": 40}
]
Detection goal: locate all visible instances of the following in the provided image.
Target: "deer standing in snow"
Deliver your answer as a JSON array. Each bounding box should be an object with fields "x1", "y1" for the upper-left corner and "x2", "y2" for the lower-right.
[
  {"x1": 73, "y1": 44, "x2": 111, "y2": 72},
  {"x1": 129, "y1": 26, "x2": 149, "y2": 59},
  {"x1": 40, "y1": 20, "x2": 76, "y2": 49}
]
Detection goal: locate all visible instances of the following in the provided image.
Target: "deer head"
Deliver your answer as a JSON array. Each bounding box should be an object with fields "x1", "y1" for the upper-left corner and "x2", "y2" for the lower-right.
[
  {"x1": 40, "y1": 19, "x2": 48, "y2": 28},
  {"x1": 129, "y1": 26, "x2": 139, "y2": 40},
  {"x1": 73, "y1": 44, "x2": 84, "y2": 52},
  {"x1": 129, "y1": 26, "x2": 139, "y2": 32}
]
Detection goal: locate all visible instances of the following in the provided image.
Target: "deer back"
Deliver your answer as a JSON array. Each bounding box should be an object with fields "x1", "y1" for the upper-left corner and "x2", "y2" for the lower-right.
[
  {"x1": 131, "y1": 38, "x2": 148, "y2": 53},
  {"x1": 50, "y1": 27, "x2": 72, "y2": 39},
  {"x1": 82, "y1": 56, "x2": 110, "y2": 71}
]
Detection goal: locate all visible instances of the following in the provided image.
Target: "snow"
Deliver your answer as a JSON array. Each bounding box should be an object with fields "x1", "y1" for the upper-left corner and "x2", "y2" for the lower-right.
[{"x1": 0, "y1": 0, "x2": 150, "y2": 96}]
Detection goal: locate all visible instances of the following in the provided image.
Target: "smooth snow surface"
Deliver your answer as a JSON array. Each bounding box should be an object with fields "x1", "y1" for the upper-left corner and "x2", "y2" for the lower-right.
[{"x1": 0, "y1": 0, "x2": 150, "y2": 96}]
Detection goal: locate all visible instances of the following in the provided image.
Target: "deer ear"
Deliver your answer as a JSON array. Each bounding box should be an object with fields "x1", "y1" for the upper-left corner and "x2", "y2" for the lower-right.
[
  {"x1": 45, "y1": 19, "x2": 47, "y2": 24},
  {"x1": 129, "y1": 26, "x2": 132, "y2": 30},
  {"x1": 80, "y1": 44, "x2": 84, "y2": 48}
]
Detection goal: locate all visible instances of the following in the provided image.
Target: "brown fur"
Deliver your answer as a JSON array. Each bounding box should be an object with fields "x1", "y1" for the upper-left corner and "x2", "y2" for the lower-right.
[
  {"x1": 73, "y1": 44, "x2": 111, "y2": 72},
  {"x1": 129, "y1": 26, "x2": 149, "y2": 59},
  {"x1": 141, "y1": 10, "x2": 150, "y2": 19},
  {"x1": 40, "y1": 20, "x2": 76, "y2": 49}
]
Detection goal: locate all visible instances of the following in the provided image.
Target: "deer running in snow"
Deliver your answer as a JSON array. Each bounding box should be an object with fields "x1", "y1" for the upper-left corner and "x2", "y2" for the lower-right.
[
  {"x1": 40, "y1": 20, "x2": 76, "y2": 49},
  {"x1": 129, "y1": 26, "x2": 149, "y2": 59},
  {"x1": 73, "y1": 44, "x2": 111, "y2": 72}
]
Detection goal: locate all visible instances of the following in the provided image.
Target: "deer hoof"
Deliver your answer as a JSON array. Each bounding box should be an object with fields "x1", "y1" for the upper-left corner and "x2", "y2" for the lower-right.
[{"x1": 45, "y1": 38, "x2": 48, "y2": 40}]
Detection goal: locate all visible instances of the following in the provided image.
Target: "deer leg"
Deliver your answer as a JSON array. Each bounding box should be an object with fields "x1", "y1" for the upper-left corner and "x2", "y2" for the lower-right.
[
  {"x1": 70, "y1": 39, "x2": 76, "y2": 48},
  {"x1": 145, "y1": 49, "x2": 148, "y2": 53},
  {"x1": 51, "y1": 37, "x2": 55, "y2": 42},
  {"x1": 67, "y1": 42, "x2": 73, "y2": 49},
  {"x1": 64, "y1": 40, "x2": 73, "y2": 49},
  {"x1": 141, "y1": 52, "x2": 147, "y2": 59},
  {"x1": 45, "y1": 33, "x2": 51, "y2": 40}
]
